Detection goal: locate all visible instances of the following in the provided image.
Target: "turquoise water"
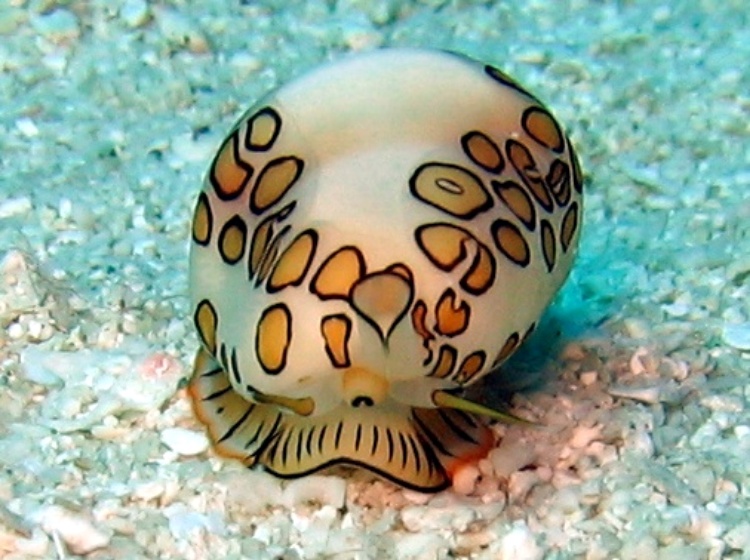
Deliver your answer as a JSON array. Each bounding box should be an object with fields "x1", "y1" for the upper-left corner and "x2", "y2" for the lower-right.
[{"x1": 0, "y1": 1, "x2": 748, "y2": 558}]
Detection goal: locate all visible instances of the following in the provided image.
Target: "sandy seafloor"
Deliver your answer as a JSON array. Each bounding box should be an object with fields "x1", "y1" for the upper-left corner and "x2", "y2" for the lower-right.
[{"x1": 0, "y1": 0, "x2": 749, "y2": 558}]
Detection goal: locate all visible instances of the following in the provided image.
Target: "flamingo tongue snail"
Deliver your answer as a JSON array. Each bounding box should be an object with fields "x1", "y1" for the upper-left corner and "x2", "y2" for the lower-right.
[{"x1": 187, "y1": 48, "x2": 583, "y2": 492}]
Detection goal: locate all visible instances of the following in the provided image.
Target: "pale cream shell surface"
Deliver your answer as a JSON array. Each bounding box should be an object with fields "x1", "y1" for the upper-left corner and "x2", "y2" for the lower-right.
[{"x1": 190, "y1": 48, "x2": 581, "y2": 417}]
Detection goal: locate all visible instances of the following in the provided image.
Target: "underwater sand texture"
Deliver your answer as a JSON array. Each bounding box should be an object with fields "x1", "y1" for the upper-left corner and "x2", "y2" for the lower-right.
[{"x1": 0, "y1": 1, "x2": 748, "y2": 558}]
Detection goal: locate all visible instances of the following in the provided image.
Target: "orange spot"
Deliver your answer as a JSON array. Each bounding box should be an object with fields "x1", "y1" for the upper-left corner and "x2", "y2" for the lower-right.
[
  {"x1": 256, "y1": 303, "x2": 291, "y2": 374},
  {"x1": 246, "y1": 107, "x2": 281, "y2": 150},
  {"x1": 310, "y1": 246, "x2": 365, "y2": 300},
  {"x1": 321, "y1": 314, "x2": 352, "y2": 368},
  {"x1": 251, "y1": 157, "x2": 304, "y2": 214},
  {"x1": 256, "y1": 231, "x2": 285, "y2": 283},
  {"x1": 195, "y1": 300, "x2": 218, "y2": 354},
  {"x1": 560, "y1": 202, "x2": 579, "y2": 252},
  {"x1": 523, "y1": 106, "x2": 564, "y2": 152},
  {"x1": 211, "y1": 131, "x2": 253, "y2": 199},
  {"x1": 462, "y1": 131, "x2": 504, "y2": 173},
  {"x1": 411, "y1": 300, "x2": 433, "y2": 345},
  {"x1": 410, "y1": 162, "x2": 492, "y2": 219},
  {"x1": 430, "y1": 345, "x2": 456, "y2": 378},
  {"x1": 191, "y1": 193, "x2": 212, "y2": 245},
  {"x1": 462, "y1": 245, "x2": 496, "y2": 296},
  {"x1": 267, "y1": 230, "x2": 318, "y2": 292},
  {"x1": 249, "y1": 220, "x2": 273, "y2": 277},
  {"x1": 540, "y1": 219, "x2": 556, "y2": 272},
  {"x1": 506, "y1": 140, "x2": 553, "y2": 211},
  {"x1": 435, "y1": 288, "x2": 470, "y2": 337},
  {"x1": 218, "y1": 215, "x2": 247, "y2": 264},
  {"x1": 491, "y1": 219, "x2": 530, "y2": 267},
  {"x1": 455, "y1": 351, "x2": 486, "y2": 384},
  {"x1": 492, "y1": 332, "x2": 519, "y2": 368},
  {"x1": 493, "y1": 180, "x2": 536, "y2": 231},
  {"x1": 547, "y1": 159, "x2": 571, "y2": 206},
  {"x1": 415, "y1": 224, "x2": 469, "y2": 271}
]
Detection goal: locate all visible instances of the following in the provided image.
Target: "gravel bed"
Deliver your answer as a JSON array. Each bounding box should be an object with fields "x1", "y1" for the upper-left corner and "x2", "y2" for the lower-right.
[{"x1": 0, "y1": 1, "x2": 748, "y2": 558}]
